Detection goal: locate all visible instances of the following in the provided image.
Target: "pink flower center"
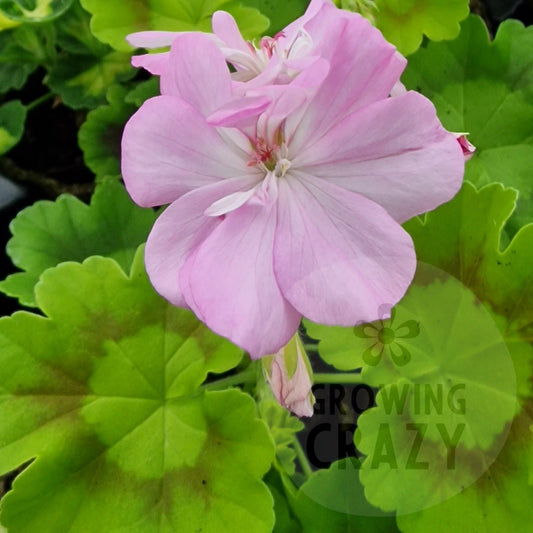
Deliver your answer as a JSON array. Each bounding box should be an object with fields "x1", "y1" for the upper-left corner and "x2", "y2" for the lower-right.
[{"x1": 249, "y1": 136, "x2": 292, "y2": 177}]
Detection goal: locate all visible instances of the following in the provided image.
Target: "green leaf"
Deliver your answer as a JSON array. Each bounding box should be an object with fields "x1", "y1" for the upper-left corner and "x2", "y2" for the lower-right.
[
  {"x1": 265, "y1": 471, "x2": 302, "y2": 533},
  {"x1": 124, "y1": 77, "x2": 159, "y2": 107},
  {"x1": 402, "y1": 16, "x2": 533, "y2": 233},
  {"x1": 44, "y1": 0, "x2": 134, "y2": 109},
  {"x1": 0, "y1": 180, "x2": 157, "y2": 307},
  {"x1": 54, "y1": 0, "x2": 109, "y2": 55},
  {"x1": 0, "y1": 250, "x2": 274, "y2": 533},
  {"x1": 396, "y1": 405, "x2": 533, "y2": 531},
  {"x1": 304, "y1": 320, "x2": 366, "y2": 372},
  {"x1": 355, "y1": 383, "x2": 522, "y2": 516},
  {"x1": 79, "y1": 0, "x2": 269, "y2": 52},
  {"x1": 0, "y1": 9, "x2": 19, "y2": 28},
  {"x1": 241, "y1": 0, "x2": 308, "y2": 35},
  {"x1": 352, "y1": 279, "x2": 521, "y2": 513},
  {"x1": 46, "y1": 49, "x2": 134, "y2": 109},
  {"x1": 0, "y1": 271, "x2": 38, "y2": 306},
  {"x1": 372, "y1": 0, "x2": 469, "y2": 55},
  {"x1": 288, "y1": 458, "x2": 398, "y2": 533},
  {"x1": 0, "y1": 100, "x2": 26, "y2": 155},
  {"x1": 0, "y1": 24, "x2": 56, "y2": 93},
  {"x1": 78, "y1": 84, "x2": 136, "y2": 178},
  {"x1": 0, "y1": 0, "x2": 73, "y2": 22}
]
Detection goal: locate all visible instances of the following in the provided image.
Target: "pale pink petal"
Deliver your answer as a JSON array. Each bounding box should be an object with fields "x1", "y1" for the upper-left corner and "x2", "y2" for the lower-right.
[
  {"x1": 256, "y1": 86, "x2": 309, "y2": 145},
  {"x1": 288, "y1": 14, "x2": 406, "y2": 152},
  {"x1": 207, "y1": 95, "x2": 271, "y2": 127},
  {"x1": 179, "y1": 199, "x2": 301, "y2": 358},
  {"x1": 204, "y1": 187, "x2": 257, "y2": 217},
  {"x1": 274, "y1": 176, "x2": 416, "y2": 326},
  {"x1": 127, "y1": 31, "x2": 180, "y2": 49},
  {"x1": 280, "y1": 0, "x2": 331, "y2": 46},
  {"x1": 212, "y1": 11, "x2": 250, "y2": 52},
  {"x1": 293, "y1": 92, "x2": 464, "y2": 222},
  {"x1": 245, "y1": 58, "x2": 329, "y2": 144},
  {"x1": 121, "y1": 95, "x2": 256, "y2": 207},
  {"x1": 131, "y1": 52, "x2": 169, "y2": 75},
  {"x1": 283, "y1": 55, "x2": 321, "y2": 72},
  {"x1": 145, "y1": 177, "x2": 259, "y2": 307},
  {"x1": 390, "y1": 79, "x2": 407, "y2": 97},
  {"x1": 283, "y1": 1, "x2": 340, "y2": 59},
  {"x1": 160, "y1": 33, "x2": 232, "y2": 115},
  {"x1": 271, "y1": 57, "x2": 330, "y2": 142},
  {"x1": 231, "y1": 60, "x2": 283, "y2": 88}
]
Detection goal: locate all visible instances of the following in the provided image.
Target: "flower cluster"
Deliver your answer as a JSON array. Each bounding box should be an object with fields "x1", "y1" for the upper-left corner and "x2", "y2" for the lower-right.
[{"x1": 121, "y1": 0, "x2": 465, "y2": 359}]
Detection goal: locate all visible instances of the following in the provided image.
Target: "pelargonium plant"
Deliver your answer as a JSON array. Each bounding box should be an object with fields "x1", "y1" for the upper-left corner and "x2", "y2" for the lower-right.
[{"x1": 0, "y1": 0, "x2": 532, "y2": 532}]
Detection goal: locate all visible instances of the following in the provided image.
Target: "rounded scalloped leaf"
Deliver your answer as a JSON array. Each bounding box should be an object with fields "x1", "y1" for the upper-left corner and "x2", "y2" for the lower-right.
[
  {"x1": 402, "y1": 16, "x2": 533, "y2": 233},
  {"x1": 0, "y1": 180, "x2": 157, "y2": 307},
  {"x1": 0, "y1": 390, "x2": 274, "y2": 533},
  {"x1": 0, "y1": 250, "x2": 272, "y2": 533},
  {"x1": 0, "y1": 0, "x2": 73, "y2": 23},
  {"x1": 373, "y1": 0, "x2": 469, "y2": 55},
  {"x1": 79, "y1": 0, "x2": 269, "y2": 52}
]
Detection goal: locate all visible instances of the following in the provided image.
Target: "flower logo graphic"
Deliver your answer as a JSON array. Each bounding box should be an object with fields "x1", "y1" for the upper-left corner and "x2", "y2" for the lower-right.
[{"x1": 353, "y1": 305, "x2": 420, "y2": 367}]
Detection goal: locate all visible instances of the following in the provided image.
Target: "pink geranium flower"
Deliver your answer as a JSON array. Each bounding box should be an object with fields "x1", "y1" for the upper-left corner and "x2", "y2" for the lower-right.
[{"x1": 121, "y1": 10, "x2": 464, "y2": 358}]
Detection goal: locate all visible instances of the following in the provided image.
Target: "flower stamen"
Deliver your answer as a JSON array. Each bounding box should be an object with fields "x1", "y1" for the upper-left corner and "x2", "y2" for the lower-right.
[{"x1": 275, "y1": 158, "x2": 292, "y2": 177}]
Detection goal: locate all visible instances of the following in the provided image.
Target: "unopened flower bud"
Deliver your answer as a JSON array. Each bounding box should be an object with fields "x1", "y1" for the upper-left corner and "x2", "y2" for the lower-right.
[
  {"x1": 453, "y1": 133, "x2": 476, "y2": 162},
  {"x1": 262, "y1": 334, "x2": 315, "y2": 417}
]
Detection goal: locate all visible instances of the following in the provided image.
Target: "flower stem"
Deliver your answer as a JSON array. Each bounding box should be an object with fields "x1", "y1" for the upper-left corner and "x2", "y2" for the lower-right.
[
  {"x1": 313, "y1": 372, "x2": 365, "y2": 385},
  {"x1": 201, "y1": 367, "x2": 257, "y2": 391},
  {"x1": 292, "y1": 434, "x2": 313, "y2": 478},
  {"x1": 26, "y1": 92, "x2": 54, "y2": 112}
]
